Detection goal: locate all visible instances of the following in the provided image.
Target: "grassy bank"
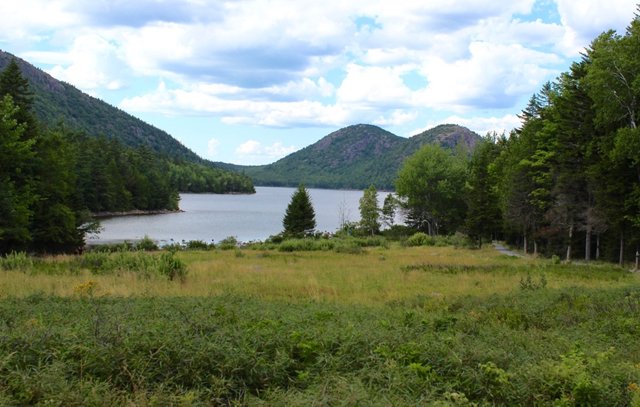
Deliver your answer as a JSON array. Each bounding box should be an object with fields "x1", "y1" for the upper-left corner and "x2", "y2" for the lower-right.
[{"x1": 0, "y1": 244, "x2": 639, "y2": 405}]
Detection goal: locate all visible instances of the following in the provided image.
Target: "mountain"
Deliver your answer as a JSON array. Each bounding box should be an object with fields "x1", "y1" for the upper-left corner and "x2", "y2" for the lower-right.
[
  {"x1": 222, "y1": 124, "x2": 482, "y2": 190},
  {"x1": 0, "y1": 50, "x2": 203, "y2": 163}
]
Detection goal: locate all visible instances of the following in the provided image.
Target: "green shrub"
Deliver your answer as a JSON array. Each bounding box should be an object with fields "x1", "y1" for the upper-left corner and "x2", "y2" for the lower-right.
[
  {"x1": 406, "y1": 232, "x2": 433, "y2": 247},
  {"x1": 0, "y1": 251, "x2": 33, "y2": 271},
  {"x1": 135, "y1": 235, "x2": 159, "y2": 251},
  {"x1": 158, "y1": 251, "x2": 187, "y2": 282},
  {"x1": 185, "y1": 240, "x2": 213, "y2": 250},
  {"x1": 219, "y1": 236, "x2": 238, "y2": 250},
  {"x1": 0, "y1": 287, "x2": 638, "y2": 404}
]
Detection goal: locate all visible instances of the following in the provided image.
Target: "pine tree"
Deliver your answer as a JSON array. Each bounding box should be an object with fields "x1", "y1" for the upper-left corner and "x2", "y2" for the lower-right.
[
  {"x1": 465, "y1": 135, "x2": 502, "y2": 247},
  {"x1": 283, "y1": 185, "x2": 316, "y2": 237},
  {"x1": 0, "y1": 95, "x2": 35, "y2": 253},
  {"x1": 0, "y1": 58, "x2": 36, "y2": 136}
]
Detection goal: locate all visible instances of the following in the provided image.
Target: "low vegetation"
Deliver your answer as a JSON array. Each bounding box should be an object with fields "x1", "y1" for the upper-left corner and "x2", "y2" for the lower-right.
[{"x1": 0, "y1": 242, "x2": 639, "y2": 405}]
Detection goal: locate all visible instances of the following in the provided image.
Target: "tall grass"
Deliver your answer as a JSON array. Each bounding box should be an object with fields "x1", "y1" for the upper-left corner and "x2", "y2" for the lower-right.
[
  {"x1": 0, "y1": 245, "x2": 634, "y2": 303},
  {"x1": 0, "y1": 244, "x2": 639, "y2": 404}
]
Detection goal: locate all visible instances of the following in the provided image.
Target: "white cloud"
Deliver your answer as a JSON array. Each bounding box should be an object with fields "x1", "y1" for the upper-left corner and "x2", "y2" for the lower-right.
[
  {"x1": 234, "y1": 140, "x2": 298, "y2": 164},
  {"x1": 6, "y1": 0, "x2": 640, "y2": 165},
  {"x1": 417, "y1": 42, "x2": 561, "y2": 111},
  {"x1": 236, "y1": 140, "x2": 262, "y2": 155},
  {"x1": 207, "y1": 138, "x2": 220, "y2": 157},
  {"x1": 555, "y1": 0, "x2": 638, "y2": 55},
  {"x1": 337, "y1": 64, "x2": 414, "y2": 107},
  {"x1": 42, "y1": 33, "x2": 128, "y2": 91},
  {"x1": 0, "y1": 0, "x2": 80, "y2": 41},
  {"x1": 373, "y1": 110, "x2": 418, "y2": 126},
  {"x1": 413, "y1": 114, "x2": 522, "y2": 137},
  {"x1": 120, "y1": 82, "x2": 353, "y2": 127}
]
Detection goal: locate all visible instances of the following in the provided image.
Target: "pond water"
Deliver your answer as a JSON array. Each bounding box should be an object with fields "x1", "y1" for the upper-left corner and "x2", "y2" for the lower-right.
[{"x1": 89, "y1": 186, "x2": 392, "y2": 245}]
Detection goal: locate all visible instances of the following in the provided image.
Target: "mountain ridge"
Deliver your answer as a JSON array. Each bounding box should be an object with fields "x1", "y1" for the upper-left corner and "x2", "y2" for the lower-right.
[
  {"x1": 220, "y1": 123, "x2": 482, "y2": 190},
  {"x1": 0, "y1": 50, "x2": 204, "y2": 164}
]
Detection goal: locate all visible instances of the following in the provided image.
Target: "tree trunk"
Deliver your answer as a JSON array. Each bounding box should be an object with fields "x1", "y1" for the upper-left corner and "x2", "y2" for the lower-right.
[
  {"x1": 596, "y1": 234, "x2": 600, "y2": 260},
  {"x1": 585, "y1": 227, "x2": 592, "y2": 262},
  {"x1": 533, "y1": 240, "x2": 538, "y2": 257},
  {"x1": 619, "y1": 231, "x2": 625, "y2": 266},
  {"x1": 565, "y1": 224, "x2": 573, "y2": 262}
]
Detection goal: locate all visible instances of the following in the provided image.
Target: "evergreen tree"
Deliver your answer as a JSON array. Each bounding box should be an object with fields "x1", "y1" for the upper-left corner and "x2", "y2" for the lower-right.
[
  {"x1": 0, "y1": 58, "x2": 36, "y2": 137},
  {"x1": 0, "y1": 95, "x2": 35, "y2": 252},
  {"x1": 30, "y1": 128, "x2": 84, "y2": 252},
  {"x1": 465, "y1": 135, "x2": 503, "y2": 247},
  {"x1": 283, "y1": 185, "x2": 316, "y2": 237},
  {"x1": 359, "y1": 185, "x2": 380, "y2": 235}
]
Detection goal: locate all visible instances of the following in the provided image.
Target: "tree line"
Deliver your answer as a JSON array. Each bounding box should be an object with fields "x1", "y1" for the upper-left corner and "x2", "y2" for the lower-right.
[
  {"x1": 0, "y1": 59, "x2": 253, "y2": 254},
  {"x1": 395, "y1": 8, "x2": 640, "y2": 264}
]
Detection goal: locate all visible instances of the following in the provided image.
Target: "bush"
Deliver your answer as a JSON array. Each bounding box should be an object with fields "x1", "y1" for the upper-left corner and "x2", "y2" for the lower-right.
[
  {"x1": 219, "y1": 236, "x2": 238, "y2": 250},
  {"x1": 0, "y1": 251, "x2": 33, "y2": 271},
  {"x1": 185, "y1": 240, "x2": 214, "y2": 250},
  {"x1": 406, "y1": 232, "x2": 434, "y2": 247},
  {"x1": 135, "y1": 235, "x2": 159, "y2": 251},
  {"x1": 158, "y1": 251, "x2": 187, "y2": 282}
]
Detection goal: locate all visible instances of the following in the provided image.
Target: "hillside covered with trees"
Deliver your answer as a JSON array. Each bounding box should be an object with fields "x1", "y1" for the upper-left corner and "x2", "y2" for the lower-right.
[
  {"x1": 221, "y1": 124, "x2": 480, "y2": 190},
  {"x1": 0, "y1": 51, "x2": 255, "y2": 195},
  {"x1": 0, "y1": 59, "x2": 253, "y2": 254}
]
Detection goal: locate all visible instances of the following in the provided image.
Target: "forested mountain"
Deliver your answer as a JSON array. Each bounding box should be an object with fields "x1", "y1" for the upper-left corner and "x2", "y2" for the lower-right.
[
  {"x1": 0, "y1": 55, "x2": 253, "y2": 254},
  {"x1": 0, "y1": 50, "x2": 254, "y2": 194},
  {"x1": 221, "y1": 124, "x2": 481, "y2": 190}
]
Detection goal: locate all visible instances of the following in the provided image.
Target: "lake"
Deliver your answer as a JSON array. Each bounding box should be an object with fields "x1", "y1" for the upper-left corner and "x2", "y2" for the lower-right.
[{"x1": 89, "y1": 186, "x2": 392, "y2": 245}]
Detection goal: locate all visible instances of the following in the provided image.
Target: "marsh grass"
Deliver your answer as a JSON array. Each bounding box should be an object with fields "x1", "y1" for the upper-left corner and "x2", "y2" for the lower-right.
[
  {"x1": 0, "y1": 244, "x2": 639, "y2": 405},
  {"x1": 0, "y1": 245, "x2": 634, "y2": 304}
]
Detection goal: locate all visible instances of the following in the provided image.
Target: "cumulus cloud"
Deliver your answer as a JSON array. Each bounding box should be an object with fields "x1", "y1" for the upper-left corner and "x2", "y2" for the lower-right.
[
  {"x1": 554, "y1": 0, "x2": 637, "y2": 55},
  {"x1": 120, "y1": 80, "x2": 352, "y2": 127},
  {"x1": 38, "y1": 33, "x2": 129, "y2": 91},
  {"x1": 235, "y1": 140, "x2": 298, "y2": 164},
  {"x1": 4, "y1": 0, "x2": 639, "y2": 143},
  {"x1": 337, "y1": 64, "x2": 414, "y2": 107},
  {"x1": 207, "y1": 138, "x2": 220, "y2": 158},
  {"x1": 0, "y1": 0, "x2": 79, "y2": 42},
  {"x1": 419, "y1": 114, "x2": 523, "y2": 137},
  {"x1": 418, "y1": 42, "x2": 561, "y2": 111}
]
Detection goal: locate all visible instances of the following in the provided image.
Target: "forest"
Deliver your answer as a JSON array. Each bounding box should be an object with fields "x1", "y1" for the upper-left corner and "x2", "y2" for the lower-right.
[
  {"x1": 396, "y1": 9, "x2": 640, "y2": 264},
  {"x1": 0, "y1": 59, "x2": 254, "y2": 254}
]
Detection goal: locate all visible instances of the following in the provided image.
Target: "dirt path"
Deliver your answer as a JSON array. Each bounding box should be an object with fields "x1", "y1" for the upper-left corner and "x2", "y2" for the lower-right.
[{"x1": 493, "y1": 242, "x2": 522, "y2": 257}]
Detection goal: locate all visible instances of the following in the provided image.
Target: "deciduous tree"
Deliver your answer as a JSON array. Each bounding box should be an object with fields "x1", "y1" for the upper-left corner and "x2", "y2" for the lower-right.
[{"x1": 359, "y1": 185, "x2": 380, "y2": 235}]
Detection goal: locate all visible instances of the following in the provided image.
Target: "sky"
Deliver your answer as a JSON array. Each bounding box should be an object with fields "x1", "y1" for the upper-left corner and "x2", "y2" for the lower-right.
[{"x1": 0, "y1": 1, "x2": 637, "y2": 165}]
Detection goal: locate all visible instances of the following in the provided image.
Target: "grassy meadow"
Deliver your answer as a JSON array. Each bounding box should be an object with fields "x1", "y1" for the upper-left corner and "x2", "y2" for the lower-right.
[{"x1": 1, "y1": 241, "x2": 640, "y2": 405}]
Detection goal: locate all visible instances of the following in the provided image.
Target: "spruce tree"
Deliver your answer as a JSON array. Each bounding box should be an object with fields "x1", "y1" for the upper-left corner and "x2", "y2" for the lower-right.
[
  {"x1": 283, "y1": 185, "x2": 316, "y2": 237},
  {"x1": 0, "y1": 58, "x2": 36, "y2": 136},
  {"x1": 0, "y1": 95, "x2": 35, "y2": 253}
]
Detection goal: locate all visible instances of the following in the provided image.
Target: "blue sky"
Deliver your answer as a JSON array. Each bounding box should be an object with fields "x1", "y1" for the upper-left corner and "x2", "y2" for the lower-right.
[{"x1": 0, "y1": 0, "x2": 637, "y2": 165}]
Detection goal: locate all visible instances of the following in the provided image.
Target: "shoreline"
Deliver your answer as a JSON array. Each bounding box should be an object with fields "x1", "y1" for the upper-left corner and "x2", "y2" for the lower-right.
[{"x1": 91, "y1": 209, "x2": 184, "y2": 219}]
